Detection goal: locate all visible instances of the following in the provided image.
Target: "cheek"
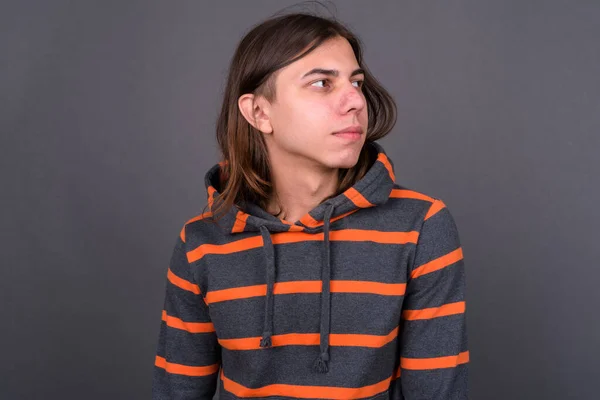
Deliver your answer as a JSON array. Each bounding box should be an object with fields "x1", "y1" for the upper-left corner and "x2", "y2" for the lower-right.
[
  {"x1": 302, "y1": 99, "x2": 334, "y2": 125},
  {"x1": 359, "y1": 96, "x2": 369, "y2": 122},
  {"x1": 361, "y1": 110, "x2": 369, "y2": 128},
  {"x1": 282, "y1": 99, "x2": 332, "y2": 135}
]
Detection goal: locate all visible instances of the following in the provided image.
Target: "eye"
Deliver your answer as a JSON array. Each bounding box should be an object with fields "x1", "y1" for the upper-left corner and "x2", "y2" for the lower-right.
[
  {"x1": 311, "y1": 79, "x2": 330, "y2": 88},
  {"x1": 311, "y1": 79, "x2": 365, "y2": 90}
]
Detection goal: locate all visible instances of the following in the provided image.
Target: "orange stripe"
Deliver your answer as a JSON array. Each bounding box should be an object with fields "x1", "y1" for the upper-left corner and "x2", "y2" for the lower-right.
[
  {"x1": 270, "y1": 232, "x2": 327, "y2": 245},
  {"x1": 402, "y1": 301, "x2": 466, "y2": 321},
  {"x1": 187, "y1": 212, "x2": 212, "y2": 225},
  {"x1": 231, "y1": 211, "x2": 249, "y2": 233},
  {"x1": 221, "y1": 368, "x2": 391, "y2": 399},
  {"x1": 331, "y1": 209, "x2": 359, "y2": 222},
  {"x1": 180, "y1": 212, "x2": 212, "y2": 242},
  {"x1": 167, "y1": 268, "x2": 201, "y2": 295},
  {"x1": 299, "y1": 212, "x2": 320, "y2": 227},
  {"x1": 271, "y1": 230, "x2": 417, "y2": 245},
  {"x1": 274, "y1": 281, "x2": 322, "y2": 294},
  {"x1": 401, "y1": 351, "x2": 469, "y2": 370},
  {"x1": 219, "y1": 334, "x2": 316, "y2": 350},
  {"x1": 300, "y1": 209, "x2": 359, "y2": 228},
  {"x1": 344, "y1": 187, "x2": 374, "y2": 208},
  {"x1": 286, "y1": 224, "x2": 305, "y2": 232},
  {"x1": 218, "y1": 326, "x2": 398, "y2": 350},
  {"x1": 155, "y1": 356, "x2": 220, "y2": 377},
  {"x1": 206, "y1": 280, "x2": 406, "y2": 304},
  {"x1": 424, "y1": 199, "x2": 446, "y2": 221},
  {"x1": 411, "y1": 248, "x2": 463, "y2": 279},
  {"x1": 206, "y1": 284, "x2": 267, "y2": 304},
  {"x1": 327, "y1": 229, "x2": 418, "y2": 245},
  {"x1": 331, "y1": 326, "x2": 398, "y2": 347},
  {"x1": 161, "y1": 310, "x2": 215, "y2": 333},
  {"x1": 394, "y1": 365, "x2": 401, "y2": 379},
  {"x1": 187, "y1": 236, "x2": 264, "y2": 263},
  {"x1": 187, "y1": 229, "x2": 419, "y2": 263},
  {"x1": 331, "y1": 280, "x2": 406, "y2": 296},
  {"x1": 207, "y1": 186, "x2": 216, "y2": 209},
  {"x1": 277, "y1": 218, "x2": 305, "y2": 232},
  {"x1": 389, "y1": 189, "x2": 434, "y2": 202},
  {"x1": 377, "y1": 153, "x2": 395, "y2": 182}
]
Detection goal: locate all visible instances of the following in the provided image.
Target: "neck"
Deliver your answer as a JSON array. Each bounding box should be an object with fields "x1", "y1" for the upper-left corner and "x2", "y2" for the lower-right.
[{"x1": 266, "y1": 150, "x2": 339, "y2": 223}]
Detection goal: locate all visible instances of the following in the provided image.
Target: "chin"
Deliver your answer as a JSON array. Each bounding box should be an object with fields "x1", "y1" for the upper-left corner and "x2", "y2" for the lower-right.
[
  {"x1": 335, "y1": 158, "x2": 360, "y2": 169},
  {"x1": 326, "y1": 151, "x2": 362, "y2": 169}
]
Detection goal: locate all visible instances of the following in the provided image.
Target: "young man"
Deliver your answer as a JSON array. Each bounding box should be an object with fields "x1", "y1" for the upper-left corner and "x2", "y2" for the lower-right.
[{"x1": 153, "y1": 12, "x2": 469, "y2": 400}]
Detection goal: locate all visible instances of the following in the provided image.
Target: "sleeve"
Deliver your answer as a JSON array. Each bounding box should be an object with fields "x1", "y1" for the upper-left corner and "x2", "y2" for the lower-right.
[
  {"x1": 399, "y1": 199, "x2": 469, "y2": 399},
  {"x1": 152, "y1": 227, "x2": 221, "y2": 400}
]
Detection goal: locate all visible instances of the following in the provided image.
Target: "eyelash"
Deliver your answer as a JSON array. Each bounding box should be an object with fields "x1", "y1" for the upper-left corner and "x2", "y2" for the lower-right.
[{"x1": 312, "y1": 78, "x2": 364, "y2": 89}]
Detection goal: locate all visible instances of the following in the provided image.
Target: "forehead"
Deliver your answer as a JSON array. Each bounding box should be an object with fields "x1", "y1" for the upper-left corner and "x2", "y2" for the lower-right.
[{"x1": 278, "y1": 36, "x2": 360, "y2": 81}]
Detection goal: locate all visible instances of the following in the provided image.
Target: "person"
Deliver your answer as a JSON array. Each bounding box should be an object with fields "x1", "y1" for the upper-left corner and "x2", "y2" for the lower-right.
[{"x1": 152, "y1": 10, "x2": 469, "y2": 400}]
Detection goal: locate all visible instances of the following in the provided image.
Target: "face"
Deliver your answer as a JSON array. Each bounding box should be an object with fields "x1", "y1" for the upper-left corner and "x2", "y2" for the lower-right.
[{"x1": 257, "y1": 36, "x2": 369, "y2": 170}]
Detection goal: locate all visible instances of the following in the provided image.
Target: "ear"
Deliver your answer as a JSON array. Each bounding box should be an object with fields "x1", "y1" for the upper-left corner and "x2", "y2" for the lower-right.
[{"x1": 238, "y1": 93, "x2": 273, "y2": 134}]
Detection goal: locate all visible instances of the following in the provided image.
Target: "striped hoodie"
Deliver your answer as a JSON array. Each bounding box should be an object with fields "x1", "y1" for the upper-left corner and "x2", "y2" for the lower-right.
[{"x1": 152, "y1": 141, "x2": 469, "y2": 399}]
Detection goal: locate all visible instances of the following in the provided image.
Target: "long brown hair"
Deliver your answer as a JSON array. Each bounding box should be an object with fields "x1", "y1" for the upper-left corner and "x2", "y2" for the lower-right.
[{"x1": 210, "y1": 7, "x2": 397, "y2": 221}]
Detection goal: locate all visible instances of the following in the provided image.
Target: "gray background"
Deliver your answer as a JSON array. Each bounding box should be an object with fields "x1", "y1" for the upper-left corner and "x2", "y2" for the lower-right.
[{"x1": 2, "y1": 0, "x2": 599, "y2": 399}]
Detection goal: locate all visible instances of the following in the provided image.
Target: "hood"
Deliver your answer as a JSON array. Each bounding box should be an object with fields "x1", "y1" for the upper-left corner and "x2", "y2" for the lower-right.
[{"x1": 203, "y1": 141, "x2": 396, "y2": 373}]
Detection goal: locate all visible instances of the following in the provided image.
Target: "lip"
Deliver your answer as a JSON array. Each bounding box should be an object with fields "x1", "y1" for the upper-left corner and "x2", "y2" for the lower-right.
[{"x1": 332, "y1": 125, "x2": 364, "y2": 135}]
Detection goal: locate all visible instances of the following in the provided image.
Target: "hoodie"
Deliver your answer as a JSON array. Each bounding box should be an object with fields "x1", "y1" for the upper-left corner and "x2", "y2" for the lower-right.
[{"x1": 152, "y1": 141, "x2": 469, "y2": 400}]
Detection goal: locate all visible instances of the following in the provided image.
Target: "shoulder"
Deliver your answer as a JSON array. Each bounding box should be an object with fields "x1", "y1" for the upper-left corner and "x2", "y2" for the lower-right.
[
  {"x1": 389, "y1": 183, "x2": 451, "y2": 221},
  {"x1": 178, "y1": 209, "x2": 216, "y2": 247},
  {"x1": 389, "y1": 185, "x2": 465, "y2": 274}
]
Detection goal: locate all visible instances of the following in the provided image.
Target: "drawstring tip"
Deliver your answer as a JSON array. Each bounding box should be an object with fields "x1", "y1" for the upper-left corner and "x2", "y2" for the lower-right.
[
  {"x1": 260, "y1": 333, "x2": 272, "y2": 348},
  {"x1": 312, "y1": 352, "x2": 329, "y2": 373}
]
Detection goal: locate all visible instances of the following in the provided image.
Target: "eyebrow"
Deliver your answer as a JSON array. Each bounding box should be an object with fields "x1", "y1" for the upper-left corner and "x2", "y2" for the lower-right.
[{"x1": 301, "y1": 67, "x2": 365, "y2": 79}]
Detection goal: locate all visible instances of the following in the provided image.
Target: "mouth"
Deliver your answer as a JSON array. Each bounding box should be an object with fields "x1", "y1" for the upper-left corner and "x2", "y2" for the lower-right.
[{"x1": 332, "y1": 125, "x2": 364, "y2": 141}]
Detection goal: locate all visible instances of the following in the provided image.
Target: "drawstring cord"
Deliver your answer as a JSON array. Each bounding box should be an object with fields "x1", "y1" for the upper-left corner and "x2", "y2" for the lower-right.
[
  {"x1": 312, "y1": 203, "x2": 335, "y2": 373},
  {"x1": 259, "y1": 225, "x2": 275, "y2": 348},
  {"x1": 258, "y1": 203, "x2": 336, "y2": 373}
]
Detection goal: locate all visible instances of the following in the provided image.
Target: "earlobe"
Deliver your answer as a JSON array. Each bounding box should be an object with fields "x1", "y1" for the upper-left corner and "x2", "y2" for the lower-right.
[{"x1": 238, "y1": 94, "x2": 273, "y2": 134}]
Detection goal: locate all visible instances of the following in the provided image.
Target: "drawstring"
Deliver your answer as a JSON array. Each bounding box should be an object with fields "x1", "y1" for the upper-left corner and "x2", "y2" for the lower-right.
[
  {"x1": 312, "y1": 203, "x2": 335, "y2": 373},
  {"x1": 259, "y1": 225, "x2": 275, "y2": 348},
  {"x1": 258, "y1": 203, "x2": 336, "y2": 374}
]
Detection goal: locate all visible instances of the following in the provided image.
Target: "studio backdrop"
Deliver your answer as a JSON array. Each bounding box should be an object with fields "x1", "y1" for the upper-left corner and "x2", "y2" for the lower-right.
[{"x1": 2, "y1": 0, "x2": 599, "y2": 399}]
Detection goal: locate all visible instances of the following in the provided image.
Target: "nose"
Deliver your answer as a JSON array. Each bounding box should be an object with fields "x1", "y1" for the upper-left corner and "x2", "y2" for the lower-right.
[{"x1": 339, "y1": 82, "x2": 366, "y2": 114}]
